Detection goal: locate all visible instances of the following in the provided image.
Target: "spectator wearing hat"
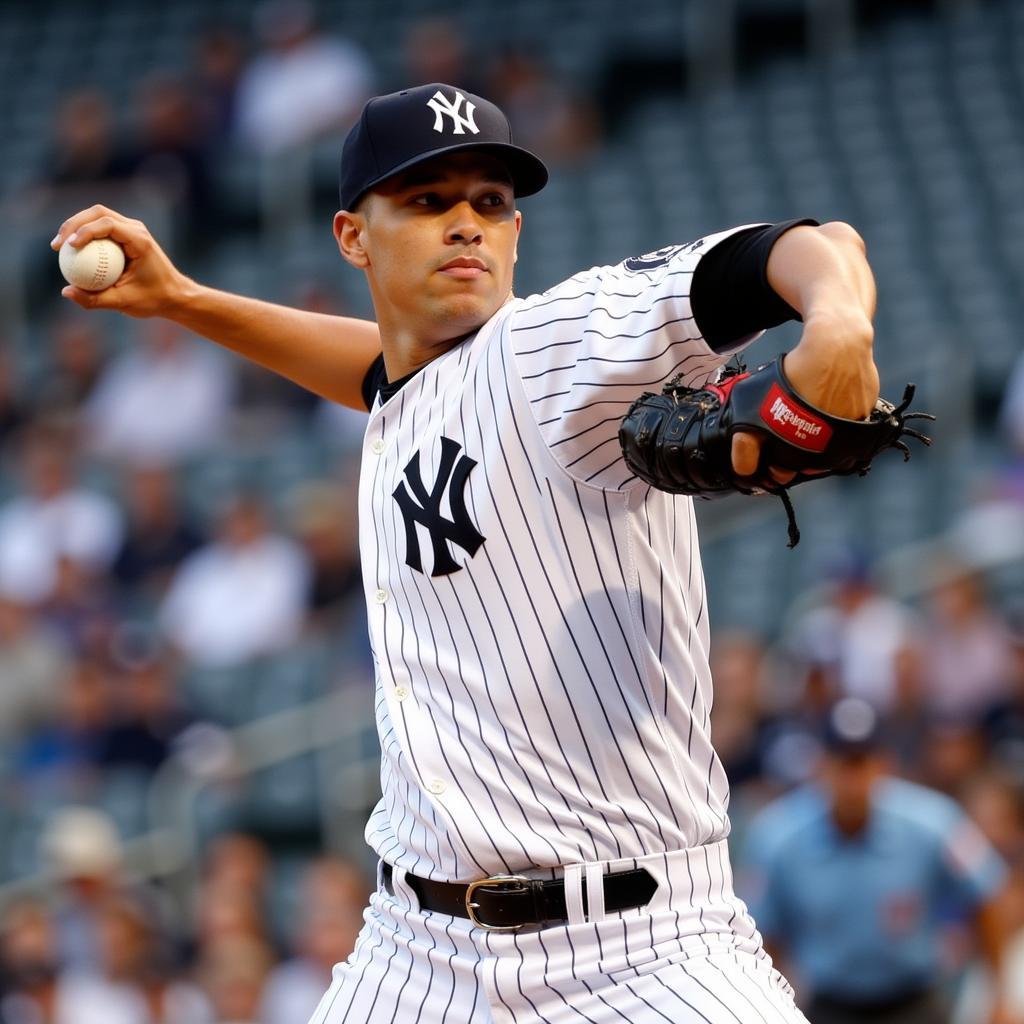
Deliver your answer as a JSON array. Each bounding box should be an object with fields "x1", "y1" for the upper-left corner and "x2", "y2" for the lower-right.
[
  {"x1": 40, "y1": 808, "x2": 126, "y2": 975},
  {"x1": 739, "y1": 698, "x2": 1016, "y2": 1024}
]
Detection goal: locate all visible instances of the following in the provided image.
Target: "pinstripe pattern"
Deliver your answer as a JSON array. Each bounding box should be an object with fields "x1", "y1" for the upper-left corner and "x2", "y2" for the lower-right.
[
  {"x1": 317, "y1": 844, "x2": 807, "y2": 1023},
  {"x1": 362, "y1": 228, "x2": 760, "y2": 881},
  {"x1": 329, "y1": 227, "x2": 808, "y2": 1023}
]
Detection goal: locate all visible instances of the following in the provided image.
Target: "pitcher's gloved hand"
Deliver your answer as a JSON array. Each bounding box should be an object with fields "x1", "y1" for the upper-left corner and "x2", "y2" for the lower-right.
[{"x1": 618, "y1": 357, "x2": 934, "y2": 547}]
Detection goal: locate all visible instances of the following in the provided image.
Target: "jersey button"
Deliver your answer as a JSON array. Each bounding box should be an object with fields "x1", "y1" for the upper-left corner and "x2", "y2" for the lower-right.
[
  {"x1": 371, "y1": 438, "x2": 386, "y2": 455},
  {"x1": 394, "y1": 686, "x2": 409, "y2": 701},
  {"x1": 427, "y1": 779, "x2": 446, "y2": 795},
  {"x1": 374, "y1": 589, "x2": 388, "y2": 604}
]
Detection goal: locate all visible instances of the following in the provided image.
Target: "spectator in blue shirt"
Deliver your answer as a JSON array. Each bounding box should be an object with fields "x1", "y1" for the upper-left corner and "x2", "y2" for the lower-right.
[{"x1": 741, "y1": 698, "x2": 1016, "y2": 1024}]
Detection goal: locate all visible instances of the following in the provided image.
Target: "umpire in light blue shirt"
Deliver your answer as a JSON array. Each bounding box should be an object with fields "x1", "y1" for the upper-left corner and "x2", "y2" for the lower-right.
[{"x1": 741, "y1": 698, "x2": 1014, "y2": 1024}]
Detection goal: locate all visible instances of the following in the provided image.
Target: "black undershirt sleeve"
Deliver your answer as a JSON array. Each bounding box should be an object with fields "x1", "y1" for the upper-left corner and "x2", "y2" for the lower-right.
[
  {"x1": 361, "y1": 353, "x2": 386, "y2": 411},
  {"x1": 691, "y1": 218, "x2": 820, "y2": 353}
]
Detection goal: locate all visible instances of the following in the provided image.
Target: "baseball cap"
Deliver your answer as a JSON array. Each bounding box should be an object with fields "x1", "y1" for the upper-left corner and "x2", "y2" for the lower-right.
[
  {"x1": 338, "y1": 83, "x2": 549, "y2": 211},
  {"x1": 822, "y1": 697, "x2": 884, "y2": 755},
  {"x1": 42, "y1": 806, "x2": 123, "y2": 879}
]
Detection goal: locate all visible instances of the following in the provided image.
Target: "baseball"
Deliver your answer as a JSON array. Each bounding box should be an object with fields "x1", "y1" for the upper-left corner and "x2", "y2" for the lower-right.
[{"x1": 58, "y1": 237, "x2": 126, "y2": 292}]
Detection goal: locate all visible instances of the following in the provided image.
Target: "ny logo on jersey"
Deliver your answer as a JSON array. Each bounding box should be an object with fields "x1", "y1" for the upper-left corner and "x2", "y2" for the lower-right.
[
  {"x1": 426, "y1": 89, "x2": 479, "y2": 135},
  {"x1": 393, "y1": 437, "x2": 485, "y2": 576}
]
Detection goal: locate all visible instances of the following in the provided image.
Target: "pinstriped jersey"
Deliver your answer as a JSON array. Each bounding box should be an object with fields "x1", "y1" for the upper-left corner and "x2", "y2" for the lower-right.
[{"x1": 360, "y1": 226, "x2": 761, "y2": 882}]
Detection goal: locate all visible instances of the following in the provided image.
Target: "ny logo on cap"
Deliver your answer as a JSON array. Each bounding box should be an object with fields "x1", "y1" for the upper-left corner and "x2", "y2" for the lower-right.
[{"x1": 427, "y1": 89, "x2": 479, "y2": 136}]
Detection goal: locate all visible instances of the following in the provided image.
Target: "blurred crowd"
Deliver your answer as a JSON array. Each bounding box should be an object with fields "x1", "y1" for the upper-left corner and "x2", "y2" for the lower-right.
[
  {"x1": 0, "y1": 813, "x2": 370, "y2": 1024},
  {"x1": 13, "y1": 0, "x2": 599, "y2": 286},
  {"x1": 0, "y1": 300, "x2": 374, "y2": 1017},
  {"x1": 0, "y1": 308, "x2": 370, "y2": 739}
]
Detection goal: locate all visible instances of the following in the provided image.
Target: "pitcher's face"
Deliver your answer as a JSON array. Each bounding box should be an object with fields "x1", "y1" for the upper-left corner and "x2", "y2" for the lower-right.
[{"x1": 336, "y1": 151, "x2": 521, "y2": 347}]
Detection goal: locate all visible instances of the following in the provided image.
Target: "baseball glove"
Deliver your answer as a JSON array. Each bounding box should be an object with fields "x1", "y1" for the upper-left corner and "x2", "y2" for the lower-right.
[{"x1": 618, "y1": 357, "x2": 934, "y2": 547}]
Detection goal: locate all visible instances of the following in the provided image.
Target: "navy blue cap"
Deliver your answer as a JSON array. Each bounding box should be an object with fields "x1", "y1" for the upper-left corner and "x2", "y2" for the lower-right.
[
  {"x1": 339, "y1": 83, "x2": 549, "y2": 211},
  {"x1": 823, "y1": 698, "x2": 884, "y2": 755}
]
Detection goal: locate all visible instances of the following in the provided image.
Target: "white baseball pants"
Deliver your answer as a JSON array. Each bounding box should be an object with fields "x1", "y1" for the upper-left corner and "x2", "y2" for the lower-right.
[{"x1": 308, "y1": 839, "x2": 808, "y2": 1024}]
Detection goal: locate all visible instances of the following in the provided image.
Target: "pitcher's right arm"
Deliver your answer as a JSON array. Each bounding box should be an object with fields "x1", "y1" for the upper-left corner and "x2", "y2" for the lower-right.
[{"x1": 52, "y1": 205, "x2": 382, "y2": 411}]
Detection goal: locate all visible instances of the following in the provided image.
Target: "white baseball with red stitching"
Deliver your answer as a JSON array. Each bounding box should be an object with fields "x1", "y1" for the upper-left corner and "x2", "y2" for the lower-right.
[{"x1": 58, "y1": 238, "x2": 125, "y2": 291}]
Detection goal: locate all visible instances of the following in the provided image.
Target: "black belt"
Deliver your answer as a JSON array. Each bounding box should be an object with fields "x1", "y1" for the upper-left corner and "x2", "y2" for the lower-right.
[{"x1": 382, "y1": 863, "x2": 657, "y2": 931}]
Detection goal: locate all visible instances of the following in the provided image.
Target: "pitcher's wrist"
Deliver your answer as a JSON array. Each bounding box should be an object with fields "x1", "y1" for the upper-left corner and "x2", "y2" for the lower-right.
[{"x1": 797, "y1": 306, "x2": 874, "y2": 356}]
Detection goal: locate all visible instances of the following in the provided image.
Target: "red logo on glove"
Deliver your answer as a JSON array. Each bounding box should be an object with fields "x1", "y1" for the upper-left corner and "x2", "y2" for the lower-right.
[{"x1": 759, "y1": 384, "x2": 832, "y2": 451}]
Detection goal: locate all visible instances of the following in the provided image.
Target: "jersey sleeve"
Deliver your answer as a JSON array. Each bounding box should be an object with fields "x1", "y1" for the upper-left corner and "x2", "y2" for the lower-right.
[
  {"x1": 935, "y1": 803, "x2": 1007, "y2": 908},
  {"x1": 508, "y1": 225, "x2": 781, "y2": 489}
]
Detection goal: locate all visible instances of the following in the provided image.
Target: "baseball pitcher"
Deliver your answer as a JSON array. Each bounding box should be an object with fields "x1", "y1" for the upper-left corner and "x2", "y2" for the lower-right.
[{"x1": 53, "y1": 84, "x2": 930, "y2": 1023}]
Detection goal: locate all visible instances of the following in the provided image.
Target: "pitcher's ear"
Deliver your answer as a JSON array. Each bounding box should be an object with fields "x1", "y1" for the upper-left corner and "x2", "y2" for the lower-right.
[{"x1": 334, "y1": 209, "x2": 369, "y2": 269}]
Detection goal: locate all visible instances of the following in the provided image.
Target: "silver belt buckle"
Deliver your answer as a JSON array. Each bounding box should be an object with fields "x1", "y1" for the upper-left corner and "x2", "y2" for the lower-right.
[{"x1": 465, "y1": 874, "x2": 532, "y2": 931}]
